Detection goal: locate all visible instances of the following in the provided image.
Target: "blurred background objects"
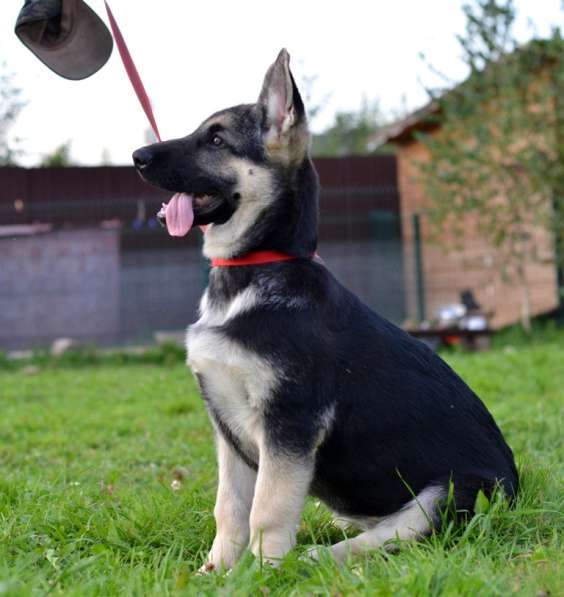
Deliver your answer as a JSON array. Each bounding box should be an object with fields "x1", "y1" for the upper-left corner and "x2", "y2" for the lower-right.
[{"x1": 1, "y1": 0, "x2": 562, "y2": 352}]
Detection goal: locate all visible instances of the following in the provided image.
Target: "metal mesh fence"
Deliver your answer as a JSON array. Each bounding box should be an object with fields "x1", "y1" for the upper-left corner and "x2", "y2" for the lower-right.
[
  {"x1": 0, "y1": 158, "x2": 408, "y2": 350},
  {"x1": 2, "y1": 158, "x2": 558, "y2": 351}
]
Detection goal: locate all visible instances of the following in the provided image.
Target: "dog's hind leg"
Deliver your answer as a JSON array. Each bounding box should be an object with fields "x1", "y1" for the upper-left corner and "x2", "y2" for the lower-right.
[
  {"x1": 312, "y1": 485, "x2": 446, "y2": 564},
  {"x1": 200, "y1": 434, "x2": 257, "y2": 573}
]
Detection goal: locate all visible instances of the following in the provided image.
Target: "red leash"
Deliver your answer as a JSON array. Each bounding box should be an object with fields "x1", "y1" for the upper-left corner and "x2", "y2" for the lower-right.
[{"x1": 103, "y1": 1, "x2": 161, "y2": 142}]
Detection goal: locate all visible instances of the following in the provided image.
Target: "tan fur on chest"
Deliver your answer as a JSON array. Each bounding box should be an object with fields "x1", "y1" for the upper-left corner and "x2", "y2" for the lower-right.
[{"x1": 186, "y1": 289, "x2": 278, "y2": 457}]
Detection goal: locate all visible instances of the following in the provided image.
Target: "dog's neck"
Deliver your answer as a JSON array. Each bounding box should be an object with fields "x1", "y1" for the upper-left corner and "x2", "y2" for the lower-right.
[{"x1": 202, "y1": 157, "x2": 319, "y2": 261}]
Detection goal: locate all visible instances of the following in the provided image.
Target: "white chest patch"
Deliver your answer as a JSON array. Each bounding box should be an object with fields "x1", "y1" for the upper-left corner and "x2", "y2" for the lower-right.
[{"x1": 186, "y1": 288, "x2": 279, "y2": 459}]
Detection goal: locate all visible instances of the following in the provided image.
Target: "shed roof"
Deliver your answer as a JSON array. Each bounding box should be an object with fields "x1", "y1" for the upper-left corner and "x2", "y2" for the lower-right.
[{"x1": 369, "y1": 100, "x2": 440, "y2": 148}]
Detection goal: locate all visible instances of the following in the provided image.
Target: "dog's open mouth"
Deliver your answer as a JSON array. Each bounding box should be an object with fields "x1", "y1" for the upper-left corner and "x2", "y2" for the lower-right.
[
  {"x1": 157, "y1": 192, "x2": 225, "y2": 236},
  {"x1": 193, "y1": 193, "x2": 223, "y2": 213}
]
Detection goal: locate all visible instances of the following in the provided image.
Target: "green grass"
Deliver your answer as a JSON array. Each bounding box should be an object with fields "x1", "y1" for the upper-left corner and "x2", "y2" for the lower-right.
[{"x1": 1, "y1": 337, "x2": 563, "y2": 595}]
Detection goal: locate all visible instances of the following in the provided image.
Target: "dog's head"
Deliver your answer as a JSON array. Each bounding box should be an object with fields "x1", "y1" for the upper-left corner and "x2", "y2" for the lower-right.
[{"x1": 133, "y1": 49, "x2": 318, "y2": 259}]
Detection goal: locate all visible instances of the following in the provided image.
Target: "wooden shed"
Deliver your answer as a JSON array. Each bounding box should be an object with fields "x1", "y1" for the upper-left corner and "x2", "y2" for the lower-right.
[{"x1": 372, "y1": 100, "x2": 560, "y2": 329}]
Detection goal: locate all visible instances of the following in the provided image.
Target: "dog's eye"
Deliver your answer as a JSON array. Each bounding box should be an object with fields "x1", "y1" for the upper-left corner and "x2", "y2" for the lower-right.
[{"x1": 210, "y1": 135, "x2": 223, "y2": 147}]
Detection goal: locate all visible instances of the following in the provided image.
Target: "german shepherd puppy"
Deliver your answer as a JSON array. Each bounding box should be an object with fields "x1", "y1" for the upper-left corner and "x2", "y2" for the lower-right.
[{"x1": 132, "y1": 49, "x2": 518, "y2": 570}]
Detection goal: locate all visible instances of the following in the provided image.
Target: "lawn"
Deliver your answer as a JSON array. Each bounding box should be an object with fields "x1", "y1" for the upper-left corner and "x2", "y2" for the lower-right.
[{"x1": 0, "y1": 338, "x2": 563, "y2": 596}]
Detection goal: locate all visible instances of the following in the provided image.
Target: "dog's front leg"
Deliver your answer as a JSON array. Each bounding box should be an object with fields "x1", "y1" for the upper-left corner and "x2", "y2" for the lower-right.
[
  {"x1": 249, "y1": 442, "x2": 313, "y2": 566},
  {"x1": 201, "y1": 433, "x2": 257, "y2": 573}
]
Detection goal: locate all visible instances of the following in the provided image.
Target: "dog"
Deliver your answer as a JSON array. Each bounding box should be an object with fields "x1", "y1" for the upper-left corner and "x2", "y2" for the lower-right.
[{"x1": 132, "y1": 49, "x2": 518, "y2": 570}]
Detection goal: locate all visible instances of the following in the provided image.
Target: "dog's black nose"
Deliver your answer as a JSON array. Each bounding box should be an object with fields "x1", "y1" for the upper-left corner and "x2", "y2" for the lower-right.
[{"x1": 132, "y1": 147, "x2": 153, "y2": 170}]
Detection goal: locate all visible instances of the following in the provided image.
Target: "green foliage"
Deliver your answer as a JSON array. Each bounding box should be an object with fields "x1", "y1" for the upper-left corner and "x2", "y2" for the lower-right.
[
  {"x1": 0, "y1": 337, "x2": 563, "y2": 594},
  {"x1": 0, "y1": 342, "x2": 186, "y2": 371},
  {"x1": 40, "y1": 141, "x2": 75, "y2": 167},
  {"x1": 312, "y1": 97, "x2": 386, "y2": 156},
  {"x1": 474, "y1": 489, "x2": 491, "y2": 514},
  {"x1": 491, "y1": 316, "x2": 564, "y2": 347},
  {"x1": 457, "y1": 0, "x2": 517, "y2": 70},
  {"x1": 0, "y1": 63, "x2": 25, "y2": 165},
  {"x1": 418, "y1": 0, "x2": 564, "y2": 331}
]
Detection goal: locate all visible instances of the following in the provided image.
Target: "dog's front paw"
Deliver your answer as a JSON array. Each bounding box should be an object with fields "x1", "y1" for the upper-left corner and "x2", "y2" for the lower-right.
[
  {"x1": 253, "y1": 554, "x2": 283, "y2": 569},
  {"x1": 197, "y1": 561, "x2": 220, "y2": 575},
  {"x1": 199, "y1": 535, "x2": 246, "y2": 574}
]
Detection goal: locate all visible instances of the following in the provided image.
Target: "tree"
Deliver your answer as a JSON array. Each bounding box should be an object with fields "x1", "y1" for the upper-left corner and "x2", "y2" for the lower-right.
[
  {"x1": 312, "y1": 97, "x2": 387, "y2": 157},
  {"x1": 0, "y1": 63, "x2": 25, "y2": 165},
  {"x1": 40, "y1": 141, "x2": 75, "y2": 167},
  {"x1": 418, "y1": 0, "x2": 564, "y2": 332}
]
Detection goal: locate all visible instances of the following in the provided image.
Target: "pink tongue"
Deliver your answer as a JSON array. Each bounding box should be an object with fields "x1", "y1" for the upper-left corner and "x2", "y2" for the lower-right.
[{"x1": 163, "y1": 193, "x2": 194, "y2": 237}]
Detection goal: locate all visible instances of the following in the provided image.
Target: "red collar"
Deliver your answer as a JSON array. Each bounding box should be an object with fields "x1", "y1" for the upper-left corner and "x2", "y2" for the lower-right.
[{"x1": 211, "y1": 250, "x2": 312, "y2": 267}]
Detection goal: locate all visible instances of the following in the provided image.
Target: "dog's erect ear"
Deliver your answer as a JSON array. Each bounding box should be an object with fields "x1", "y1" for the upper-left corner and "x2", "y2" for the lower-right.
[{"x1": 258, "y1": 49, "x2": 306, "y2": 151}]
